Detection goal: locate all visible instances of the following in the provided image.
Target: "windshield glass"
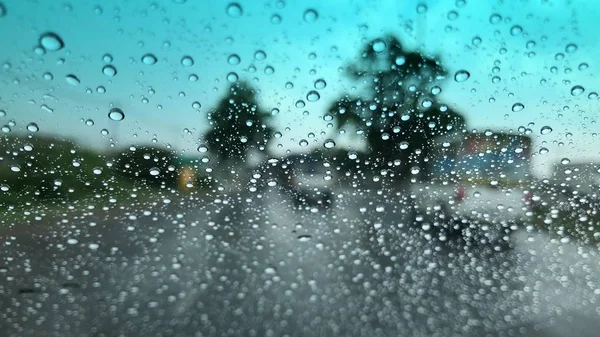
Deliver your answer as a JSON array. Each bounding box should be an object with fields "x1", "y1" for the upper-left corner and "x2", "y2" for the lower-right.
[{"x1": 2, "y1": 1, "x2": 600, "y2": 336}]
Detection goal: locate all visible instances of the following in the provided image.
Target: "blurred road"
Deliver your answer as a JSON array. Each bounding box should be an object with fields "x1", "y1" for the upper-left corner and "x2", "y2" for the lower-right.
[{"x1": 1, "y1": 187, "x2": 600, "y2": 337}]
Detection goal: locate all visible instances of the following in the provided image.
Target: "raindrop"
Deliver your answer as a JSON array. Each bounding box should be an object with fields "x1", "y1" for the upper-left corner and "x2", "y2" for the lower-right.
[
  {"x1": 323, "y1": 139, "x2": 336, "y2": 149},
  {"x1": 65, "y1": 74, "x2": 80, "y2": 85},
  {"x1": 227, "y1": 54, "x2": 240, "y2": 65},
  {"x1": 149, "y1": 167, "x2": 160, "y2": 176},
  {"x1": 303, "y1": 9, "x2": 318, "y2": 23},
  {"x1": 93, "y1": 167, "x2": 102, "y2": 175},
  {"x1": 489, "y1": 13, "x2": 502, "y2": 24},
  {"x1": 142, "y1": 53, "x2": 157, "y2": 65},
  {"x1": 97, "y1": 86, "x2": 106, "y2": 93},
  {"x1": 67, "y1": 238, "x2": 78, "y2": 245},
  {"x1": 510, "y1": 25, "x2": 523, "y2": 36},
  {"x1": 565, "y1": 43, "x2": 577, "y2": 53},
  {"x1": 10, "y1": 165, "x2": 20, "y2": 172},
  {"x1": 189, "y1": 74, "x2": 199, "y2": 82},
  {"x1": 0, "y1": 110, "x2": 5, "y2": 117},
  {"x1": 103, "y1": 54, "x2": 113, "y2": 63},
  {"x1": 561, "y1": 158, "x2": 570, "y2": 165},
  {"x1": 226, "y1": 3, "x2": 243, "y2": 18},
  {"x1": 399, "y1": 141, "x2": 409, "y2": 150},
  {"x1": 297, "y1": 235, "x2": 312, "y2": 242},
  {"x1": 227, "y1": 72, "x2": 238, "y2": 82},
  {"x1": 197, "y1": 144, "x2": 208, "y2": 153},
  {"x1": 538, "y1": 147, "x2": 549, "y2": 155},
  {"x1": 102, "y1": 65, "x2": 117, "y2": 77},
  {"x1": 270, "y1": 14, "x2": 281, "y2": 24},
  {"x1": 88, "y1": 243, "x2": 100, "y2": 250},
  {"x1": 454, "y1": 70, "x2": 470, "y2": 82},
  {"x1": 314, "y1": 79, "x2": 326, "y2": 89},
  {"x1": 447, "y1": 10, "x2": 458, "y2": 21},
  {"x1": 348, "y1": 151, "x2": 358, "y2": 160},
  {"x1": 540, "y1": 126, "x2": 553, "y2": 135},
  {"x1": 39, "y1": 32, "x2": 64, "y2": 51},
  {"x1": 511, "y1": 103, "x2": 524, "y2": 112},
  {"x1": 264, "y1": 66, "x2": 274, "y2": 75},
  {"x1": 295, "y1": 100, "x2": 306, "y2": 108},
  {"x1": 285, "y1": 82, "x2": 294, "y2": 89},
  {"x1": 578, "y1": 62, "x2": 589, "y2": 71},
  {"x1": 306, "y1": 90, "x2": 320, "y2": 102},
  {"x1": 571, "y1": 85, "x2": 584, "y2": 96},
  {"x1": 416, "y1": 3, "x2": 428, "y2": 14},
  {"x1": 192, "y1": 101, "x2": 201, "y2": 109},
  {"x1": 588, "y1": 92, "x2": 598, "y2": 100},
  {"x1": 472, "y1": 36, "x2": 482, "y2": 46},
  {"x1": 254, "y1": 50, "x2": 267, "y2": 61},
  {"x1": 273, "y1": 131, "x2": 282, "y2": 138},
  {"x1": 108, "y1": 108, "x2": 125, "y2": 121},
  {"x1": 85, "y1": 119, "x2": 94, "y2": 126},
  {"x1": 372, "y1": 39, "x2": 386, "y2": 53},
  {"x1": 431, "y1": 86, "x2": 442, "y2": 95},
  {"x1": 181, "y1": 55, "x2": 194, "y2": 67},
  {"x1": 26, "y1": 123, "x2": 39, "y2": 132},
  {"x1": 43, "y1": 72, "x2": 53, "y2": 81},
  {"x1": 299, "y1": 139, "x2": 309, "y2": 147}
]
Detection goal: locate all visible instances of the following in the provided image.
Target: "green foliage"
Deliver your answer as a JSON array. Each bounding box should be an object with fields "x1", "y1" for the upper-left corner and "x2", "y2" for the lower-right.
[
  {"x1": 328, "y1": 35, "x2": 466, "y2": 177},
  {"x1": 203, "y1": 81, "x2": 273, "y2": 162}
]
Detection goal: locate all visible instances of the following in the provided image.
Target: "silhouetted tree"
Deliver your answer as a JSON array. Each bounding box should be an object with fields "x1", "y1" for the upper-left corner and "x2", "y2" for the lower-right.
[
  {"x1": 328, "y1": 35, "x2": 466, "y2": 178},
  {"x1": 203, "y1": 81, "x2": 273, "y2": 163}
]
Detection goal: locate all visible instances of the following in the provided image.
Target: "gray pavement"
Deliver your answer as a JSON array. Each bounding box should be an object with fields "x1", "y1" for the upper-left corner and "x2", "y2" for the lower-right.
[{"x1": 1, "y1": 187, "x2": 600, "y2": 336}]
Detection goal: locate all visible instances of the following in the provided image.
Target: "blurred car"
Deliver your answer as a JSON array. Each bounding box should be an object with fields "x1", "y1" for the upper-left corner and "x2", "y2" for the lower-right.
[{"x1": 284, "y1": 155, "x2": 335, "y2": 207}]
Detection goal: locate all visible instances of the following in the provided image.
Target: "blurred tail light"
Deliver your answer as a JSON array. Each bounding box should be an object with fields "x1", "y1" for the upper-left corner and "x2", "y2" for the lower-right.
[
  {"x1": 456, "y1": 184, "x2": 466, "y2": 202},
  {"x1": 523, "y1": 191, "x2": 533, "y2": 202}
]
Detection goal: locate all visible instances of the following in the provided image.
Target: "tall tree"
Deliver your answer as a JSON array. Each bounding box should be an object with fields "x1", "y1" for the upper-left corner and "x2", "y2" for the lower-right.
[
  {"x1": 203, "y1": 81, "x2": 273, "y2": 163},
  {"x1": 328, "y1": 35, "x2": 466, "y2": 178}
]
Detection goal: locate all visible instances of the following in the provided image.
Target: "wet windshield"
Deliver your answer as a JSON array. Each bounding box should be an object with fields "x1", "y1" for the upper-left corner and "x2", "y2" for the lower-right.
[{"x1": 2, "y1": 1, "x2": 600, "y2": 337}]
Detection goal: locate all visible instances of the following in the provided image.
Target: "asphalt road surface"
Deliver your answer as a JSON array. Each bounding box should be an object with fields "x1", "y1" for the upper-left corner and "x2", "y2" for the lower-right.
[{"x1": 1, "y1": 187, "x2": 600, "y2": 337}]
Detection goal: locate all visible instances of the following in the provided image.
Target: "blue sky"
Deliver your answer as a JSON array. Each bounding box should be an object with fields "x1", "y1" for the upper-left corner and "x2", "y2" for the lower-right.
[{"x1": 0, "y1": 0, "x2": 599, "y2": 176}]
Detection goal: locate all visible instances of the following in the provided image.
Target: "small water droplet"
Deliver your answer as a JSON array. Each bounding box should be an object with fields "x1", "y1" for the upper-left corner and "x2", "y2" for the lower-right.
[
  {"x1": 540, "y1": 126, "x2": 552, "y2": 135},
  {"x1": 270, "y1": 14, "x2": 281, "y2": 24},
  {"x1": 192, "y1": 101, "x2": 201, "y2": 109},
  {"x1": 489, "y1": 13, "x2": 502, "y2": 24},
  {"x1": 227, "y1": 72, "x2": 238, "y2": 82},
  {"x1": 102, "y1": 65, "x2": 117, "y2": 77},
  {"x1": 39, "y1": 32, "x2": 64, "y2": 51},
  {"x1": 297, "y1": 235, "x2": 312, "y2": 242},
  {"x1": 93, "y1": 167, "x2": 102, "y2": 175},
  {"x1": 26, "y1": 123, "x2": 39, "y2": 132},
  {"x1": 227, "y1": 54, "x2": 240, "y2": 65},
  {"x1": 588, "y1": 92, "x2": 598, "y2": 100},
  {"x1": 65, "y1": 74, "x2": 80, "y2": 85},
  {"x1": 510, "y1": 25, "x2": 523, "y2": 36},
  {"x1": 108, "y1": 108, "x2": 125, "y2": 121},
  {"x1": 306, "y1": 90, "x2": 320, "y2": 102},
  {"x1": 454, "y1": 70, "x2": 470, "y2": 82},
  {"x1": 578, "y1": 62, "x2": 589, "y2": 71},
  {"x1": 472, "y1": 36, "x2": 482, "y2": 46},
  {"x1": 372, "y1": 39, "x2": 387, "y2": 53},
  {"x1": 181, "y1": 55, "x2": 194, "y2": 67},
  {"x1": 295, "y1": 100, "x2": 306, "y2": 108},
  {"x1": 226, "y1": 3, "x2": 243, "y2": 18},
  {"x1": 538, "y1": 147, "x2": 549, "y2": 155},
  {"x1": 254, "y1": 50, "x2": 267, "y2": 61},
  {"x1": 511, "y1": 103, "x2": 525, "y2": 112},
  {"x1": 142, "y1": 53, "x2": 157, "y2": 65},
  {"x1": 264, "y1": 66, "x2": 274, "y2": 75},
  {"x1": 571, "y1": 85, "x2": 584, "y2": 96},
  {"x1": 85, "y1": 119, "x2": 94, "y2": 126},
  {"x1": 416, "y1": 3, "x2": 428, "y2": 14},
  {"x1": 10, "y1": 165, "x2": 20, "y2": 172},
  {"x1": 565, "y1": 43, "x2": 577, "y2": 54},
  {"x1": 323, "y1": 139, "x2": 336, "y2": 149},
  {"x1": 299, "y1": 139, "x2": 308, "y2": 146},
  {"x1": 561, "y1": 158, "x2": 570, "y2": 165},
  {"x1": 303, "y1": 9, "x2": 318, "y2": 23},
  {"x1": 43, "y1": 72, "x2": 53, "y2": 81},
  {"x1": 431, "y1": 86, "x2": 442, "y2": 95},
  {"x1": 314, "y1": 79, "x2": 326, "y2": 90},
  {"x1": 197, "y1": 144, "x2": 208, "y2": 153}
]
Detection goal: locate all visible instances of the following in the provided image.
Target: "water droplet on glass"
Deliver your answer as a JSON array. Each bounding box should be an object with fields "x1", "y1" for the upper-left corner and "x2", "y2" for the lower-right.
[
  {"x1": 447, "y1": 10, "x2": 458, "y2": 21},
  {"x1": 197, "y1": 144, "x2": 208, "y2": 153},
  {"x1": 295, "y1": 100, "x2": 306, "y2": 108},
  {"x1": 227, "y1": 72, "x2": 238, "y2": 82},
  {"x1": 565, "y1": 43, "x2": 577, "y2": 53},
  {"x1": 181, "y1": 55, "x2": 194, "y2": 67},
  {"x1": 538, "y1": 147, "x2": 549, "y2": 155},
  {"x1": 10, "y1": 165, "x2": 20, "y2": 172},
  {"x1": 299, "y1": 139, "x2": 308, "y2": 147},
  {"x1": 270, "y1": 14, "x2": 281, "y2": 24},
  {"x1": 108, "y1": 108, "x2": 125, "y2": 121},
  {"x1": 102, "y1": 53, "x2": 113, "y2": 63},
  {"x1": 142, "y1": 53, "x2": 157, "y2": 65},
  {"x1": 323, "y1": 139, "x2": 336, "y2": 149},
  {"x1": 102, "y1": 65, "x2": 117, "y2": 77},
  {"x1": 85, "y1": 119, "x2": 94, "y2": 126},
  {"x1": 510, "y1": 25, "x2": 523, "y2": 36},
  {"x1": 189, "y1": 74, "x2": 198, "y2": 82},
  {"x1": 192, "y1": 101, "x2": 201, "y2": 109},
  {"x1": 540, "y1": 126, "x2": 553, "y2": 135},
  {"x1": 26, "y1": 123, "x2": 39, "y2": 132},
  {"x1": 489, "y1": 13, "x2": 502, "y2": 24},
  {"x1": 227, "y1": 54, "x2": 240, "y2": 65},
  {"x1": 254, "y1": 50, "x2": 266, "y2": 61},
  {"x1": 571, "y1": 85, "x2": 584, "y2": 96},
  {"x1": 561, "y1": 158, "x2": 571, "y2": 165},
  {"x1": 416, "y1": 3, "x2": 428, "y2": 14},
  {"x1": 399, "y1": 141, "x2": 409, "y2": 150},
  {"x1": 226, "y1": 3, "x2": 243, "y2": 18},
  {"x1": 149, "y1": 167, "x2": 160, "y2": 176},
  {"x1": 372, "y1": 39, "x2": 386, "y2": 53},
  {"x1": 264, "y1": 66, "x2": 274, "y2": 75},
  {"x1": 314, "y1": 79, "x2": 326, "y2": 90},
  {"x1": 472, "y1": 36, "x2": 482, "y2": 46},
  {"x1": 93, "y1": 167, "x2": 102, "y2": 175},
  {"x1": 511, "y1": 103, "x2": 525, "y2": 112},
  {"x1": 303, "y1": 9, "x2": 318, "y2": 23},
  {"x1": 39, "y1": 32, "x2": 64, "y2": 51},
  {"x1": 306, "y1": 90, "x2": 320, "y2": 102},
  {"x1": 431, "y1": 86, "x2": 442, "y2": 95},
  {"x1": 588, "y1": 92, "x2": 598, "y2": 100},
  {"x1": 297, "y1": 235, "x2": 312, "y2": 242},
  {"x1": 454, "y1": 70, "x2": 470, "y2": 82},
  {"x1": 578, "y1": 62, "x2": 588, "y2": 71},
  {"x1": 65, "y1": 74, "x2": 80, "y2": 85}
]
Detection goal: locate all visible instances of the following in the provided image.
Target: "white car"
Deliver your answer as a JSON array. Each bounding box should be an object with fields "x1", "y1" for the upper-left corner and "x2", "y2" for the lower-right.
[{"x1": 409, "y1": 131, "x2": 534, "y2": 245}]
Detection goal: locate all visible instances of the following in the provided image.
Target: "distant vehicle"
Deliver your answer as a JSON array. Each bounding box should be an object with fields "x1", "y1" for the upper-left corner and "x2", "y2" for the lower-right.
[
  {"x1": 284, "y1": 154, "x2": 335, "y2": 207},
  {"x1": 409, "y1": 131, "x2": 534, "y2": 245},
  {"x1": 551, "y1": 162, "x2": 600, "y2": 198}
]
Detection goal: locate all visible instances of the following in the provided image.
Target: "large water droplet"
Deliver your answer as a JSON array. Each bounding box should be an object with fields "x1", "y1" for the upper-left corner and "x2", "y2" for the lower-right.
[
  {"x1": 314, "y1": 79, "x2": 326, "y2": 89},
  {"x1": 299, "y1": 139, "x2": 308, "y2": 147},
  {"x1": 297, "y1": 235, "x2": 312, "y2": 242},
  {"x1": 540, "y1": 126, "x2": 553, "y2": 135},
  {"x1": 227, "y1": 72, "x2": 238, "y2": 82},
  {"x1": 227, "y1": 54, "x2": 240, "y2": 65},
  {"x1": 102, "y1": 65, "x2": 117, "y2": 77},
  {"x1": 149, "y1": 167, "x2": 161, "y2": 176},
  {"x1": 306, "y1": 90, "x2": 320, "y2": 102},
  {"x1": 197, "y1": 144, "x2": 208, "y2": 153},
  {"x1": 226, "y1": 3, "x2": 243, "y2": 18},
  {"x1": 303, "y1": 9, "x2": 318, "y2": 23},
  {"x1": 372, "y1": 39, "x2": 387, "y2": 53},
  {"x1": 39, "y1": 32, "x2": 64, "y2": 51},
  {"x1": 323, "y1": 139, "x2": 336, "y2": 149},
  {"x1": 489, "y1": 13, "x2": 502, "y2": 24},
  {"x1": 142, "y1": 53, "x2": 157, "y2": 65},
  {"x1": 108, "y1": 108, "x2": 124, "y2": 121},
  {"x1": 181, "y1": 55, "x2": 194, "y2": 67},
  {"x1": 65, "y1": 74, "x2": 80, "y2": 85},
  {"x1": 571, "y1": 85, "x2": 584, "y2": 96},
  {"x1": 454, "y1": 70, "x2": 470, "y2": 82},
  {"x1": 565, "y1": 43, "x2": 577, "y2": 54},
  {"x1": 416, "y1": 3, "x2": 428, "y2": 14},
  {"x1": 254, "y1": 50, "x2": 267, "y2": 61},
  {"x1": 561, "y1": 158, "x2": 570, "y2": 165},
  {"x1": 509, "y1": 25, "x2": 523, "y2": 36},
  {"x1": 26, "y1": 123, "x2": 39, "y2": 132},
  {"x1": 511, "y1": 103, "x2": 525, "y2": 112},
  {"x1": 538, "y1": 147, "x2": 549, "y2": 155}
]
